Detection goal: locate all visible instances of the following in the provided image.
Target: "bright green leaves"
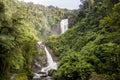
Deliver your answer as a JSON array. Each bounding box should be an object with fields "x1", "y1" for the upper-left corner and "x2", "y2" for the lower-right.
[
  {"x1": 54, "y1": 52, "x2": 93, "y2": 80},
  {"x1": 100, "y1": 2, "x2": 120, "y2": 33},
  {"x1": 113, "y1": 2, "x2": 120, "y2": 13},
  {"x1": 94, "y1": 42, "x2": 120, "y2": 74},
  {"x1": 46, "y1": 1, "x2": 120, "y2": 80},
  {"x1": 79, "y1": 34, "x2": 120, "y2": 79},
  {"x1": 14, "y1": 73, "x2": 28, "y2": 80},
  {"x1": 0, "y1": 1, "x2": 38, "y2": 80},
  {"x1": 10, "y1": 49, "x2": 24, "y2": 70}
]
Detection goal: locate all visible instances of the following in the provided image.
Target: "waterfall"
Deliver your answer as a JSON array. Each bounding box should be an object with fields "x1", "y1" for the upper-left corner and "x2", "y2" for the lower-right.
[
  {"x1": 33, "y1": 41, "x2": 57, "y2": 79},
  {"x1": 41, "y1": 46, "x2": 57, "y2": 73},
  {"x1": 45, "y1": 46, "x2": 54, "y2": 65},
  {"x1": 60, "y1": 19, "x2": 68, "y2": 34}
]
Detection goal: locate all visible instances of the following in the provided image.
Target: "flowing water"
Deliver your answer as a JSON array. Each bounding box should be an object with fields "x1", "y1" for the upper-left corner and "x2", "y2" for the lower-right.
[
  {"x1": 60, "y1": 19, "x2": 68, "y2": 34},
  {"x1": 33, "y1": 42, "x2": 57, "y2": 80},
  {"x1": 33, "y1": 19, "x2": 68, "y2": 80},
  {"x1": 41, "y1": 46, "x2": 57, "y2": 73}
]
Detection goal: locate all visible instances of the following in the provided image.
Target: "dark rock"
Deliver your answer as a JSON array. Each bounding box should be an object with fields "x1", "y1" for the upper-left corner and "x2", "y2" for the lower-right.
[
  {"x1": 48, "y1": 69, "x2": 57, "y2": 76},
  {"x1": 32, "y1": 78, "x2": 40, "y2": 80},
  {"x1": 38, "y1": 72, "x2": 46, "y2": 74},
  {"x1": 37, "y1": 72, "x2": 47, "y2": 77}
]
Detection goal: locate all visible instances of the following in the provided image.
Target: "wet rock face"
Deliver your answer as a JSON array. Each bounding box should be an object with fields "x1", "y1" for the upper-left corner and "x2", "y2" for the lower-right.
[
  {"x1": 37, "y1": 72, "x2": 47, "y2": 77},
  {"x1": 32, "y1": 55, "x2": 47, "y2": 73},
  {"x1": 48, "y1": 69, "x2": 57, "y2": 76},
  {"x1": 32, "y1": 60, "x2": 41, "y2": 73},
  {"x1": 36, "y1": 42, "x2": 45, "y2": 53},
  {"x1": 33, "y1": 43, "x2": 47, "y2": 73}
]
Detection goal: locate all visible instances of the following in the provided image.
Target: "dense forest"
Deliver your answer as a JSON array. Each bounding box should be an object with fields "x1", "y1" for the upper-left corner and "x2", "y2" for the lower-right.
[
  {"x1": 0, "y1": 0, "x2": 74, "y2": 80},
  {"x1": 46, "y1": 0, "x2": 120, "y2": 80},
  {"x1": 0, "y1": 0, "x2": 120, "y2": 80}
]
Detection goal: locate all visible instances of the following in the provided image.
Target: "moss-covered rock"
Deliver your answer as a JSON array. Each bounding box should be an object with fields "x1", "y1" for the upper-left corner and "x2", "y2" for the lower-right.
[{"x1": 14, "y1": 74, "x2": 28, "y2": 80}]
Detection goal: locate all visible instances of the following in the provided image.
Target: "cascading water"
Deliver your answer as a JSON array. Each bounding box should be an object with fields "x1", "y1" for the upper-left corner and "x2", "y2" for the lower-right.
[
  {"x1": 60, "y1": 19, "x2": 68, "y2": 34},
  {"x1": 33, "y1": 19, "x2": 68, "y2": 80},
  {"x1": 33, "y1": 41, "x2": 57, "y2": 80},
  {"x1": 41, "y1": 46, "x2": 57, "y2": 73}
]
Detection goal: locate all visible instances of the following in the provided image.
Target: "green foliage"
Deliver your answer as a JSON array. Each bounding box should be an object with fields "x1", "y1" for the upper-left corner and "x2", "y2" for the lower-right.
[
  {"x1": 0, "y1": 0, "x2": 74, "y2": 79},
  {"x1": 0, "y1": 1, "x2": 38, "y2": 80},
  {"x1": 100, "y1": 2, "x2": 120, "y2": 33},
  {"x1": 0, "y1": 0, "x2": 120, "y2": 80},
  {"x1": 54, "y1": 52, "x2": 93, "y2": 80},
  {"x1": 14, "y1": 73, "x2": 28, "y2": 80},
  {"x1": 46, "y1": 1, "x2": 120, "y2": 80},
  {"x1": 3, "y1": 0, "x2": 73, "y2": 40}
]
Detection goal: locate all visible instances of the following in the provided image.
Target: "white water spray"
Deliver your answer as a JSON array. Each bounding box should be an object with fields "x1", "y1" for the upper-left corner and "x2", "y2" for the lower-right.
[
  {"x1": 41, "y1": 46, "x2": 57, "y2": 73},
  {"x1": 33, "y1": 41, "x2": 57, "y2": 79},
  {"x1": 60, "y1": 19, "x2": 68, "y2": 34}
]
